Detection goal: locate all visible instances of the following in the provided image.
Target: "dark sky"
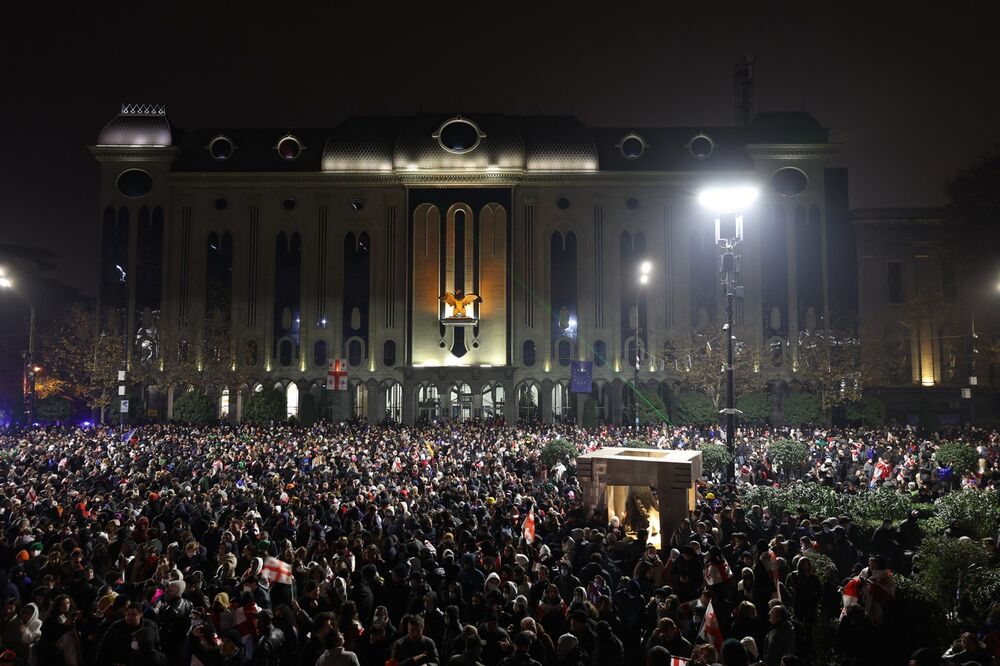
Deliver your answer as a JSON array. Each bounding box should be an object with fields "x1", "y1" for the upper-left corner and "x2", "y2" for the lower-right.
[{"x1": 2, "y1": 2, "x2": 997, "y2": 297}]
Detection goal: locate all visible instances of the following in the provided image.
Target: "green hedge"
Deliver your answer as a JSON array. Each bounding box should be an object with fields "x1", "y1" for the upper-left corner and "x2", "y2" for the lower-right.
[
  {"x1": 736, "y1": 391, "x2": 772, "y2": 425},
  {"x1": 675, "y1": 391, "x2": 716, "y2": 425},
  {"x1": 698, "y1": 443, "x2": 732, "y2": 478},
  {"x1": 928, "y1": 489, "x2": 1000, "y2": 540},
  {"x1": 783, "y1": 391, "x2": 823, "y2": 424},
  {"x1": 540, "y1": 438, "x2": 578, "y2": 468},
  {"x1": 244, "y1": 387, "x2": 285, "y2": 423},
  {"x1": 933, "y1": 441, "x2": 979, "y2": 477},
  {"x1": 172, "y1": 389, "x2": 216, "y2": 424}
]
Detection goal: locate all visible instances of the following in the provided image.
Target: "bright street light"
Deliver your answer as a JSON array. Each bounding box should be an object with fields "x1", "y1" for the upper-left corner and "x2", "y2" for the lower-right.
[
  {"x1": 639, "y1": 273, "x2": 649, "y2": 285},
  {"x1": 697, "y1": 185, "x2": 759, "y2": 213},
  {"x1": 640, "y1": 260, "x2": 653, "y2": 275},
  {"x1": 0, "y1": 276, "x2": 11, "y2": 289}
]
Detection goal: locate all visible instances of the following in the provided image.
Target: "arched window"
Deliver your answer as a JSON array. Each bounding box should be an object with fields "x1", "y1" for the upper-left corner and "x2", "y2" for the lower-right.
[
  {"x1": 557, "y1": 339, "x2": 572, "y2": 367},
  {"x1": 517, "y1": 383, "x2": 539, "y2": 422},
  {"x1": 348, "y1": 339, "x2": 363, "y2": 367},
  {"x1": 594, "y1": 340, "x2": 607, "y2": 367},
  {"x1": 285, "y1": 383, "x2": 299, "y2": 419},
  {"x1": 552, "y1": 383, "x2": 569, "y2": 421},
  {"x1": 417, "y1": 383, "x2": 440, "y2": 420},
  {"x1": 383, "y1": 340, "x2": 396, "y2": 367},
  {"x1": 219, "y1": 388, "x2": 230, "y2": 418},
  {"x1": 450, "y1": 382, "x2": 473, "y2": 420},
  {"x1": 522, "y1": 340, "x2": 536, "y2": 367},
  {"x1": 482, "y1": 383, "x2": 506, "y2": 418},
  {"x1": 279, "y1": 340, "x2": 293, "y2": 367},
  {"x1": 384, "y1": 382, "x2": 403, "y2": 422},
  {"x1": 313, "y1": 340, "x2": 327, "y2": 367},
  {"x1": 352, "y1": 382, "x2": 367, "y2": 419}
]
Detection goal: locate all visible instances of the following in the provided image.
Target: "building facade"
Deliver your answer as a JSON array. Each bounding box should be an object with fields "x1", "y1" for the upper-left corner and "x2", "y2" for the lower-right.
[{"x1": 91, "y1": 105, "x2": 852, "y2": 424}]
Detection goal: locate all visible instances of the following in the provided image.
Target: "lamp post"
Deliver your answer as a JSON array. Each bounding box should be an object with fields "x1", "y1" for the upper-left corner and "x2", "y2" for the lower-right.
[
  {"x1": 0, "y1": 270, "x2": 37, "y2": 425},
  {"x1": 698, "y1": 185, "x2": 758, "y2": 485},
  {"x1": 634, "y1": 260, "x2": 653, "y2": 426}
]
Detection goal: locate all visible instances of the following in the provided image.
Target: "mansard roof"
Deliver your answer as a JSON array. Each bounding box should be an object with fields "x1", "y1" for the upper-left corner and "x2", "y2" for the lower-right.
[{"x1": 101, "y1": 106, "x2": 830, "y2": 173}]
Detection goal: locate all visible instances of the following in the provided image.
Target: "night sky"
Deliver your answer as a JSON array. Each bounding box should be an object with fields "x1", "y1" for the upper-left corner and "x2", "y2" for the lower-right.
[{"x1": 1, "y1": 3, "x2": 997, "y2": 297}]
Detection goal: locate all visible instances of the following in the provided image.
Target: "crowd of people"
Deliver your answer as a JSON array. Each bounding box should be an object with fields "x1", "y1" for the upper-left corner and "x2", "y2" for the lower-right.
[{"x1": 0, "y1": 419, "x2": 997, "y2": 666}]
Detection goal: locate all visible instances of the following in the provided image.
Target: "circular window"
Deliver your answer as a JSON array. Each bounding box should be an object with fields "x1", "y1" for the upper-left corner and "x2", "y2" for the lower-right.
[
  {"x1": 208, "y1": 135, "x2": 235, "y2": 161},
  {"x1": 556, "y1": 197, "x2": 570, "y2": 210},
  {"x1": 351, "y1": 199, "x2": 364, "y2": 211},
  {"x1": 619, "y1": 134, "x2": 646, "y2": 160},
  {"x1": 688, "y1": 134, "x2": 714, "y2": 159},
  {"x1": 771, "y1": 167, "x2": 809, "y2": 196},
  {"x1": 116, "y1": 169, "x2": 153, "y2": 198},
  {"x1": 434, "y1": 117, "x2": 483, "y2": 154},
  {"x1": 282, "y1": 198, "x2": 296, "y2": 211},
  {"x1": 626, "y1": 197, "x2": 639, "y2": 210},
  {"x1": 214, "y1": 198, "x2": 228, "y2": 211},
  {"x1": 276, "y1": 135, "x2": 302, "y2": 160}
]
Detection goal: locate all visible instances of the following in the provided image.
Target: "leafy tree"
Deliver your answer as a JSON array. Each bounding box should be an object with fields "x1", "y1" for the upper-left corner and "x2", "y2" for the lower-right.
[
  {"x1": 795, "y1": 327, "x2": 878, "y2": 413},
  {"x1": 36, "y1": 396, "x2": 71, "y2": 422},
  {"x1": 845, "y1": 395, "x2": 886, "y2": 426},
  {"x1": 636, "y1": 389, "x2": 670, "y2": 424},
  {"x1": 679, "y1": 326, "x2": 764, "y2": 411},
  {"x1": 698, "y1": 443, "x2": 731, "y2": 478},
  {"x1": 47, "y1": 304, "x2": 127, "y2": 418},
  {"x1": 737, "y1": 391, "x2": 772, "y2": 425},
  {"x1": 244, "y1": 387, "x2": 285, "y2": 424},
  {"x1": 582, "y1": 398, "x2": 597, "y2": 428},
  {"x1": 782, "y1": 391, "x2": 823, "y2": 424},
  {"x1": 171, "y1": 389, "x2": 216, "y2": 424},
  {"x1": 934, "y1": 441, "x2": 979, "y2": 477},
  {"x1": 767, "y1": 438, "x2": 810, "y2": 474},
  {"x1": 674, "y1": 391, "x2": 717, "y2": 425},
  {"x1": 540, "y1": 438, "x2": 578, "y2": 468},
  {"x1": 33, "y1": 375, "x2": 65, "y2": 400},
  {"x1": 915, "y1": 536, "x2": 991, "y2": 616}
]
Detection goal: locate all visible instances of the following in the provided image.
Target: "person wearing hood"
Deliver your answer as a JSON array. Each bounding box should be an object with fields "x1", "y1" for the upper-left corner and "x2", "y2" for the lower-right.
[
  {"x1": 1, "y1": 602, "x2": 41, "y2": 666},
  {"x1": 128, "y1": 625, "x2": 166, "y2": 666},
  {"x1": 157, "y1": 579, "x2": 193, "y2": 663}
]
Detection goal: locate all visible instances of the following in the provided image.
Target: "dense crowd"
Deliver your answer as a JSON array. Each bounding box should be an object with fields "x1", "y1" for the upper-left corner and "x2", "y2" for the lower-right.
[{"x1": 0, "y1": 420, "x2": 997, "y2": 666}]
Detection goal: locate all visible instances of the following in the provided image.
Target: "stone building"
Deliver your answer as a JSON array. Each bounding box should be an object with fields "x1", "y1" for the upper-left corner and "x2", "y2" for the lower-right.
[{"x1": 91, "y1": 105, "x2": 852, "y2": 423}]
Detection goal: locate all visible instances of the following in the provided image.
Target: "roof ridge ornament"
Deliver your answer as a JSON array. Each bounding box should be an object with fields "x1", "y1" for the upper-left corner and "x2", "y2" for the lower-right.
[{"x1": 120, "y1": 103, "x2": 166, "y2": 116}]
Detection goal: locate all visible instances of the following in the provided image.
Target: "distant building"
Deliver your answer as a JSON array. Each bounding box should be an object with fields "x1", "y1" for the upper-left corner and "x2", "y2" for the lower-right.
[
  {"x1": 91, "y1": 105, "x2": 854, "y2": 423},
  {"x1": 854, "y1": 207, "x2": 990, "y2": 426}
]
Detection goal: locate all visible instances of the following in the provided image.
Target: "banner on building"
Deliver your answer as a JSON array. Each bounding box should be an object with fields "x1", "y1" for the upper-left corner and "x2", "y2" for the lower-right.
[{"x1": 570, "y1": 360, "x2": 593, "y2": 393}]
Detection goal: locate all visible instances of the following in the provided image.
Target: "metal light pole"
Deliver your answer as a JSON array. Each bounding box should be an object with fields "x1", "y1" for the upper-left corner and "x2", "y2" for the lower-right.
[
  {"x1": 699, "y1": 186, "x2": 758, "y2": 486},
  {"x1": 1, "y1": 271, "x2": 38, "y2": 424},
  {"x1": 635, "y1": 261, "x2": 653, "y2": 426}
]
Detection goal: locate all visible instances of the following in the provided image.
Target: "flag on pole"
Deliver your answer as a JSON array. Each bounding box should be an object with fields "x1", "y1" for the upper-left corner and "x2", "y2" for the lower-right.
[
  {"x1": 698, "y1": 600, "x2": 724, "y2": 654},
  {"x1": 570, "y1": 361, "x2": 593, "y2": 393},
  {"x1": 522, "y1": 510, "x2": 536, "y2": 544},
  {"x1": 327, "y1": 359, "x2": 348, "y2": 391},
  {"x1": 261, "y1": 556, "x2": 294, "y2": 586}
]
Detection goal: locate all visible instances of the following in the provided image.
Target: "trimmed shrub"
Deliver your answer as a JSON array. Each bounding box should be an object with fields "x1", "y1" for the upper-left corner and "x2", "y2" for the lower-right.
[
  {"x1": 675, "y1": 391, "x2": 716, "y2": 425},
  {"x1": 768, "y1": 438, "x2": 811, "y2": 474},
  {"x1": 933, "y1": 441, "x2": 979, "y2": 477},
  {"x1": 36, "y1": 396, "x2": 71, "y2": 422},
  {"x1": 540, "y1": 438, "x2": 578, "y2": 468},
  {"x1": 171, "y1": 389, "x2": 216, "y2": 424},
  {"x1": 637, "y1": 390, "x2": 671, "y2": 424},
  {"x1": 623, "y1": 439, "x2": 653, "y2": 449},
  {"x1": 931, "y1": 489, "x2": 1000, "y2": 540},
  {"x1": 698, "y1": 443, "x2": 732, "y2": 478},
  {"x1": 782, "y1": 391, "x2": 823, "y2": 424},
  {"x1": 914, "y1": 536, "x2": 991, "y2": 614},
  {"x1": 845, "y1": 396, "x2": 886, "y2": 426},
  {"x1": 736, "y1": 391, "x2": 772, "y2": 425},
  {"x1": 244, "y1": 387, "x2": 285, "y2": 424}
]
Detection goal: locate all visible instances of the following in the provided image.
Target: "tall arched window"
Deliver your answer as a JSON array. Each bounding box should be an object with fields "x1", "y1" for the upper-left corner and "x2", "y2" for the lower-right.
[
  {"x1": 352, "y1": 382, "x2": 368, "y2": 419},
  {"x1": 450, "y1": 382, "x2": 473, "y2": 420},
  {"x1": 557, "y1": 339, "x2": 572, "y2": 367},
  {"x1": 594, "y1": 340, "x2": 607, "y2": 367},
  {"x1": 313, "y1": 340, "x2": 327, "y2": 367},
  {"x1": 522, "y1": 340, "x2": 536, "y2": 367},
  {"x1": 517, "y1": 383, "x2": 539, "y2": 422},
  {"x1": 383, "y1": 340, "x2": 396, "y2": 367},
  {"x1": 285, "y1": 382, "x2": 299, "y2": 419},
  {"x1": 219, "y1": 388, "x2": 230, "y2": 418},
  {"x1": 279, "y1": 340, "x2": 293, "y2": 367},
  {"x1": 348, "y1": 339, "x2": 363, "y2": 367},
  {"x1": 384, "y1": 382, "x2": 403, "y2": 422}
]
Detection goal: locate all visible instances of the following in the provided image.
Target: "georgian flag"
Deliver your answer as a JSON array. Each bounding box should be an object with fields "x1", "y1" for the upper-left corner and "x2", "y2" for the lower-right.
[
  {"x1": 698, "y1": 600, "x2": 724, "y2": 653},
  {"x1": 261, "y1": 556, "x2": 294, "y2": 586},
  {"x1": 522, "y1": 510, "x2": 536, "y2": 544},
  {"x1": 705, "y1": 559, "x2": 733, "y2": 587},
  {"x1": 841, "y1": 576, "x2": 864, "y2": 616}
]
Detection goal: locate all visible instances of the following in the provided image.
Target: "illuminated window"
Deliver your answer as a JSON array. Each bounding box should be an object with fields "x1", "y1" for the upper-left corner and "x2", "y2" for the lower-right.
[
  {"x1": 219, "y1": 388, "x2": 230, "y2": 418},
  {"x1": 352, "y1": 383, "x2": 367, "y2": 419},
  {"x1": 384, "y1": 382, "x2": 403, "y2": 422},
  {"x1": 285, "y1": 382, "x2": 299, "y2": 419}
]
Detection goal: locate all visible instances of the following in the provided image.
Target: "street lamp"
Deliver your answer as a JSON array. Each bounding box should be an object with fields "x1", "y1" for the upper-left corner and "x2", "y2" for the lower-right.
[
  {"x1": 634, "y1": 260, "x2": 653, "y2": 426},
  {"x1": 698, "y1": 184, "x2": 759, "y2": 485},
  {"x1": 0, "y1": 268, "x2": 37, "y2": 425}
]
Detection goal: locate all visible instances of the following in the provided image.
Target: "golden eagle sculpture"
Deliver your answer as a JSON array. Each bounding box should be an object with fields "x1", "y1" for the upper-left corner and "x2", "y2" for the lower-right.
[{"x1": 441, "y1": 289, "x2": 481, "y2": 317}]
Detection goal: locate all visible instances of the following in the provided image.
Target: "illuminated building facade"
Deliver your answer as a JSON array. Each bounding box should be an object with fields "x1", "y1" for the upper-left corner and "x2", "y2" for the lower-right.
[{"x1": 91, "y1": 105, "x2": 853, "y2": 424}]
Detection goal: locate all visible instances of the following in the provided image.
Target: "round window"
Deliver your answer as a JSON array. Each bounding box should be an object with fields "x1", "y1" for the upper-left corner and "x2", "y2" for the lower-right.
[
  {"x1": 620, "y1": 134, "x2": 646, "y2": 159},
  {"x1": 351, "y1": 198, "x2": 364, "y2": 211},
  {"x1": 689, "y1": 134, "x2": 714, "y2": 159},
  {"x1": 626, "y1": 197, "x2": 639, "y2": 210},
  {"x1": 282, "y1": 198, "x2": 296, "y2": 211},
  {"x1": 116, "y1": 169, "x2": 153, "y2": 198},
  {"x1": 208, "y1": 135, "x2": 235, "y2": 161},
  {"x1": 276, "y1": 135, "x2": 302, "y2": 160},
  {"x1": 214, "y1": 198, "x2": 228, "y2": 211},
  {"x1": 771, "y1": 167, "x2": 809, "y2": 196},
  {"x1": 556, "y1": 197, "x2": 570, "y2": 210},
  {"x1": 435, "y1": 118, "x2": 483, "y2": 154}
]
